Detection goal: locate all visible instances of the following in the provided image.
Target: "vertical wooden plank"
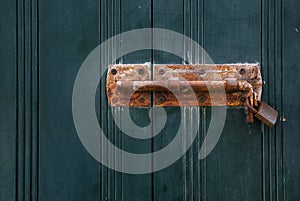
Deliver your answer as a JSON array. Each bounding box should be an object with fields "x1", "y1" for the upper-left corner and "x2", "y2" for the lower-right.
[
  {"x1": 153, "y1": 0, "x2": 185, "y2": 200},
  {"x1": 274, "y1": 0, "x2": 284, "y2": 200},
  {"x1": 31, "y1": 0, "x2": 39, "y2": 199},
  {"x1": 188, "y1": 1, "x2": 205, "y2": 200},
  {"x1": 261, "y1": 0, "x2": 271, "y2": 199},
  {"x1": 283, "y1": 0, "x2": 300, "y2": 200},
  {"x1": 99, "y1": 1, "x2": 108, "y2": 200},
  {"x1": 22, "y1": 0, "x2": 39, "y2": 200},
  {"x1": 203, "y1": 0, "x2": 263, "y2": 200},
  {"x1": 39, "y1": 0, "x2": 100, "y2": 200},
  {"x1": 118, "y1": 0, "x2": 153, "y2": 201},
  {"x1": 99, "y1": 0, "x2": 123, "y2": 200},
  {"x1": 24, "y1": 0, "x2": 32, "y2": 199},
  {"x1": 153, "y1": 0, "x2": 183, "y2": 64},
  {"x1": 183, "y1": 2, "x2": 191, "y2": 200},
  {"x1": 0, "y1": 1, "x2": 17, "y2": 201},
  {"x1": 99, "y1": 1, "x2": 109, "y2": 200},
  {"x1": 16, "y1": 0, "x2": 26, "y2": 199},
  {"x1": 262, "y1": 0, "x2": 285, "y2": 200},
  {"x1": 195, "y1": 1, "x2": 206, "y2": 201},
  {"x1": 182, "y1": 1, "x2": 204, "y2": 201},
  {"x1": 1, "y1": 1, "x2": 39, "y2": 200}
]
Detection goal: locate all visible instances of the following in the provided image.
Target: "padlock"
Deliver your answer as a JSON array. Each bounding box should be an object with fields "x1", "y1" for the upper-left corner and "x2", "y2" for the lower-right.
[{"x1": 246, "y1": 98, "x2": 278, "y2": 127}]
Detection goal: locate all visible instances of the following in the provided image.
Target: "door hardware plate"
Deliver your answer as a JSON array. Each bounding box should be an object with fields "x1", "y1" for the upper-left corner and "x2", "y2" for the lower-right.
[{"x1": 106, "y1": 63, "x2": 262, "y2": 107}]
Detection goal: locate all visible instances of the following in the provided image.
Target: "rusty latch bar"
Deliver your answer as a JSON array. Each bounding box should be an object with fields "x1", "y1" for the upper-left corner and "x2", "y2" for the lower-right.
[
  {"x1": 106, "y1": 63, "x2": 262, "y2": 107},
  {"x1": 105, "y1": 63, "x2": 279, "y2": 126}
]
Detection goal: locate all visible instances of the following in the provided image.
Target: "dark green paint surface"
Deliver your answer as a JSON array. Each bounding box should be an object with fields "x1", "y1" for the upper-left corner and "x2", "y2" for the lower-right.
[
  {"x1": 39, "y1": 1, "x2": 100, "y2": 201},
  {"x1": 0, "y1": 0, "x2": 299, "y2": 201},
  {"x1": 0, "y1": 1, "x2": 17, "y2": 201}
]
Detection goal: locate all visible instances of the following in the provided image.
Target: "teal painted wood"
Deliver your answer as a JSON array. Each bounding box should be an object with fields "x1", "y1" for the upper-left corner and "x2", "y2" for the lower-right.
[
  {"x1": 99, "y1": 1, "x2": 109, "y2": 200},
  {"x1": 14, "y1": 0, "x2": 40, "y2": 200},
  {"x1": 153, "y1": 0, "x2": 184, "y2": 201},
  {"x1": 152, "y1": 1, "x2": 198, "y2": 200},
  {"x1": 261, "y1": 0, "x2": 285, "y2": 200},
  {"x1": 119, "y1": 0, "x2": 153, "y2": 200},
  {"x1": 39, "y1": 0, "x2": 100, "y2": 200},
  {"x1": 203, "y1": 0, "x2": 263, "y2": 201},
  {"x1": 100, "y1": 0, "x2": 154, "y2": 200},
  {"x1": 0, "y1": 1, "x2": 17, "y2": 201},
  {"x1": 283, "y1": 0, "x2": 300, "y2": 200},
  {"x1": 16, "y1": 0, "x2": 26, "y2": 199}
]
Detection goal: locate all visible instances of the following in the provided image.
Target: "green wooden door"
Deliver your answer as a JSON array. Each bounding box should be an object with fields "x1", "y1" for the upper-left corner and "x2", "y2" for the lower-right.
[{"x1": 0, "y1": 0, "x2": 299, "y2": 201}]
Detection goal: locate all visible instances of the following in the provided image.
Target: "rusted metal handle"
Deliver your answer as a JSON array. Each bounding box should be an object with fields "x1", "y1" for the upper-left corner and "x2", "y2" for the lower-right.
[
  {"x1": 246, "y1": 97, "x2": 255, "y2": 123},
  {"x1": 246, "y1": 97, "x2": 258, "y2": 113}
]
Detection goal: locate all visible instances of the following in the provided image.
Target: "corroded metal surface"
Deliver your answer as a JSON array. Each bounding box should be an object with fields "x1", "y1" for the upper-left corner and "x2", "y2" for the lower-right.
[
  {"x1": 106, "y1": 64, "x2": 151, "y2": 107},
  {"x1": 106, "y1": 64, "x2": 262, "y2": 107},
  {"x1": 246, "y1": 98, "x2": 278, "y2": 127}
]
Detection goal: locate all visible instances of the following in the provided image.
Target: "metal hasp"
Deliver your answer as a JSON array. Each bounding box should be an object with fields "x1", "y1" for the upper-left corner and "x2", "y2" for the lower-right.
[{"x1": 106, "y1": 63, "x2": 277, "y2": 126}]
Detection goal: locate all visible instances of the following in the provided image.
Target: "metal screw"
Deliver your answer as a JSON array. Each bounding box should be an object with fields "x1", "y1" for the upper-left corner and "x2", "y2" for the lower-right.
[
  {"x1": 158, "y1": 68, "x2": 165, "y2": 75},
  {"x1": 239, "y1": 68, "x2": 246, "y2": 75},
  {"x1": 157, "y1": 95, "x2": 166, "y2": 104},
  {"x1": 137, "y1": 68, "x2": 144, "y2": 75},
  {"x1": 198, "y1": 94, "x2": 206, "y2": 103},
  {"x1": 139, "y1": 96, "x2": 145, "y2": 103},
  {"x1": 111, "y1": 69, "x2": 117, "y2": 75}
]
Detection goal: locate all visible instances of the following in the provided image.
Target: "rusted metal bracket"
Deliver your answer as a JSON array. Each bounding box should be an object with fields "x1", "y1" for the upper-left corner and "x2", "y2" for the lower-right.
[
  {"x1": 106, "y1": 63, "x2": 262, "y2": 107},
  {"x1": 105, "y1": 63, "x2": 280, "y2": 126}
]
